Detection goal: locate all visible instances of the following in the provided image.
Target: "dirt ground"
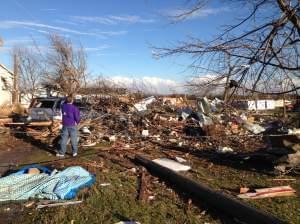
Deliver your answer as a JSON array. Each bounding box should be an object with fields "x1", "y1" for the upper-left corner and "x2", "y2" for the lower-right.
[
  {"x1": 0, "y1": 134, "x2": 52, "y2": 175},
  {"x1": 0, "y1": 131, "x2": 299, "y2": 224}
]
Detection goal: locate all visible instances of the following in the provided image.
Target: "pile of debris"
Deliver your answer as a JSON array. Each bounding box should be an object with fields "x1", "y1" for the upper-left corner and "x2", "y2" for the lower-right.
[{"x1": 4, "y1": 95, "x2": 300, "y2": 174}]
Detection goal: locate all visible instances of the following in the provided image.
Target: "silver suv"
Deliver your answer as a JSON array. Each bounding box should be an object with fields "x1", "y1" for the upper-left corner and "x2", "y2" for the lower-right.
[{"x1": 28, "y1": 97, "x2": 65, "y2": 122}]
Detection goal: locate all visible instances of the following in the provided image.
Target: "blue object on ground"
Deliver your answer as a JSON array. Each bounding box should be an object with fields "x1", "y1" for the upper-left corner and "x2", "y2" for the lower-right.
[{"x1": 0, "y1": 166, "x2": 95, "y2": 201}]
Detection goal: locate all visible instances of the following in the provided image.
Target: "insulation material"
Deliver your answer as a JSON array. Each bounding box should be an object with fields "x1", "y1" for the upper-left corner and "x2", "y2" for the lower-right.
[{"x1": 153, "y1": 158, "x2": 191, "y2": 172}]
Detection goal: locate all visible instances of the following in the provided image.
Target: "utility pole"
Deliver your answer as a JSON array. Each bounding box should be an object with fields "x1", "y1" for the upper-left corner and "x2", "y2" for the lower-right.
[{"x1": 12, "y1": 51, "x2": 19, "y2": 105}]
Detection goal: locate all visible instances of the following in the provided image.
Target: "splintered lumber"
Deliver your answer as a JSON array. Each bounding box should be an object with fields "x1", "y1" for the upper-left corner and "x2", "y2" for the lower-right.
[
  {"x1": 5, "y1": 122, "x2": 26, "y2": 126},
  {"x1": 270, "y1": 178, "x2": 296, "y2": 181},
  {"x1": 36, "y1": 200, "x2": 82, "y2": 209},
  {"x1": 0, "y1": 118, "x2": 12, "y2": 125},
  {"x1": 28, "y1": 121, "x2": 53, "y2": 127},
  {"x1": 135, "y1": 155, "x2": 286, "y2": 224},
  {"x1": 238, "y1": 186, "x2": 296, "y2": 199},
  {"x1": 5, "y1": 121, "x2": 52, "y2": 127}
]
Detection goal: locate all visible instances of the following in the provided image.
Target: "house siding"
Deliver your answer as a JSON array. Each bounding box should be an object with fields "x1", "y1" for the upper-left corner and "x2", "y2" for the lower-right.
[{"x1": 0, "y1": 65, "x2": 13, "y2": 106}]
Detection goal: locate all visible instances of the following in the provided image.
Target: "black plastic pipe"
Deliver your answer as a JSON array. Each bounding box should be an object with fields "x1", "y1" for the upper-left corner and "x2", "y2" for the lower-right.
[{"x1": 135, "y1": 155, "x2": 286, "y2": 224}]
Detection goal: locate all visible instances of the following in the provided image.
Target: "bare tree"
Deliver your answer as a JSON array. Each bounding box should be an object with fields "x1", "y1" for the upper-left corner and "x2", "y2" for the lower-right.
[
  {"x1": 155, "y1": 0, "x2": 300, "y2": 98},
  {"x1": 16, "y1": 47, "x2": 44, "y2": 101},
  {"x1": 45, "y1": 34, "x2": 87, "y2": 95}
]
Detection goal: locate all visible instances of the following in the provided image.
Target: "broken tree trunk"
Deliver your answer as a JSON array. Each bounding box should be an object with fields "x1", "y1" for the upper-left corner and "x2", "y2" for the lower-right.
[{"x1": 134, "y1": 155, "x2": 286, "y2": 224}]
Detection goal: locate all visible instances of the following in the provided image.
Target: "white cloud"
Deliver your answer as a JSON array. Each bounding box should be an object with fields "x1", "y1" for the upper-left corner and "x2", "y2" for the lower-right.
[
  {"x1": 188, "y1": 74, "x2": 300, "y2": 95},
  {"x1": 98, "y1": 30, "x2": 128, "y2": 36},
  {"x1": 3, "y1": 38, "x2": 33, "y2": 46},
  {"x1": 105, "y1": 74, "x2": 228, "y2": 95},
  {"x1": 41, "y1": 8, "x2": 57, "y2": 12},
  {"x1": 72, "y1": 15, "x2": 155, "y2": 25},
  {"x1": 54, "y1": 20, "x2": 79, "y2": 26},
  {"x1": 187, "y1": 74, "x2": 226, "y2": 96},
  {"x1": 108, "y1": 76, "x2": 185, "y2": 94},
  {"x1": 109, "y1": 15, "x2": 155, "y2": 24},
  {"x1": 0, "y1": 20, "x2": 127, "y2": 38},
  {"x1": 35, "y1": 29, "x2": 51, "y2": 34},
  {"x1": 166, "y1": 7, "x2": 229, "y2": 21},
  {"x1": 0, "y1": 20, "x2": 92, "y2": 35},
  {"x1": 85, "y1": 45, "x2": 110, "y2": 52}
]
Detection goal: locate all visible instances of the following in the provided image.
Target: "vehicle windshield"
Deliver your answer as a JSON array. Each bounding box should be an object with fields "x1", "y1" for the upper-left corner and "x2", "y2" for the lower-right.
[{"x1": 34, "y1": 100, "x2": 56, "y2": 108}]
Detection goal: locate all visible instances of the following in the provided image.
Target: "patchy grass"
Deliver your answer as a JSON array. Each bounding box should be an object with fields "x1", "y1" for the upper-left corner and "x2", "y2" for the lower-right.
[
  {"x1": 18, "y1": 161, "x2": 217, "y2": 224},
  {"x1": 0, "y1": 133, "x2": 299, "y2": 224},
  {"x1": 184, "y1": 154, "x2": 300, "y2": 224}
]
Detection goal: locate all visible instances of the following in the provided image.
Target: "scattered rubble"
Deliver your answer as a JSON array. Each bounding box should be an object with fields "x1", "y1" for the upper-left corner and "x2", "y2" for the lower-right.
[
  {"x1": 0, "y1": 94, "x2": 299, "y2": 223},
  {"x1": 1, "y1": 95, "x2": 299, "y2": 173}
]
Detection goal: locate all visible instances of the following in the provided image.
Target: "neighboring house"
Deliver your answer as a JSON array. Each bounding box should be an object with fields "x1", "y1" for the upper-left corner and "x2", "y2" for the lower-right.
[
  {"x1": 20, "y1": 88, "x2": 48, "y2": 107},
  {"x1": 0, "y1": 64, "x2": 13, "y2": 106},
  {"x1": 233, "y1": 99, "x2": 292, "y2": 111},
  {"x1": 20, "y1": 88, "x2": 63, "y2": 107}
]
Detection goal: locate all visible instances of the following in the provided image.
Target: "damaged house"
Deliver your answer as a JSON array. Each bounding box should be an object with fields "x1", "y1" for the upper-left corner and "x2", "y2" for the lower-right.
[{"x1": 0, "y1": 64, "x2": 13, "y2": 106}]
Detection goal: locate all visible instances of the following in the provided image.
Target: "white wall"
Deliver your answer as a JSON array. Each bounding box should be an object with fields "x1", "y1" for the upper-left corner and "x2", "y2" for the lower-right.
[
  {"x1": 247, "y1": 99, "x2": 277, "y2": 111},
  {"x1": 0, "y1": 65, "x2": 13, "y2": 106}
]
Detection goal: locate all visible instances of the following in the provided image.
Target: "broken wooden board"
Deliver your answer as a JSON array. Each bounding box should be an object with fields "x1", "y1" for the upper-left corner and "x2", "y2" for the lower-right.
[
  {"x1": 5, "y1": 121, "x2": 52, "y2": 127},
  {"x1": 36, "y1": 200, "x2": 82, "y2": 209},
  {"x1": 238, "y1": 186, "x2": 296, "y2": 199},
  {"x1": 0, "y1": 118, "x2": 12, "y2": 126}
]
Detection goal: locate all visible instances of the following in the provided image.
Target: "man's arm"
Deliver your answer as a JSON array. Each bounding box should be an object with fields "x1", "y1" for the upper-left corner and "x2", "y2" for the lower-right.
[{"x1": 74, "y1": 106, "x2": 80, "y2": 125}]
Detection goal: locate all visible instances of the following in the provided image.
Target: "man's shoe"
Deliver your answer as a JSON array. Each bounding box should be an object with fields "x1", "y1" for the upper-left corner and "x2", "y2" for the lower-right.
[
  {"x1": 56, "y1": 153, "x2": 64, "y2": 157},
  {"x1": 73, "y1": 153, "x2": 78, "y2": 157}
]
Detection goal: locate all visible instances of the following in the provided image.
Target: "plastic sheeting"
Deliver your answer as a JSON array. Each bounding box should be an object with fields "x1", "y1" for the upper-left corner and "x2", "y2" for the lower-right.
[
  {"x1": 0, "y1": 166, "x2": 95, "y2": 201},
  {"x1": 134, "y1": 96, "x2": 156, "y2": 112}
]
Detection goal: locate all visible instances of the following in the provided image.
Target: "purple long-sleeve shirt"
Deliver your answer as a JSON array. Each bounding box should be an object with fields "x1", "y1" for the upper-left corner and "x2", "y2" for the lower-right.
[{"x1": 62, "y1": 103, "x2": 80, "y2": 126}]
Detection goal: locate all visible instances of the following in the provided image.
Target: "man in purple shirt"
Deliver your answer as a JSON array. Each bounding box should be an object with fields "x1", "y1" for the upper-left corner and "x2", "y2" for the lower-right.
[{"x1": 56, "y1": 95, "x2": 80, "y2": 157}]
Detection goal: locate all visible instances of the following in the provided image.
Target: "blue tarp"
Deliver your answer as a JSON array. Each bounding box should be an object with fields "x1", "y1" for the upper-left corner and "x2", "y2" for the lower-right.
[{"x1": 0, "y1": 166, "x2": 95, "y2": 201}]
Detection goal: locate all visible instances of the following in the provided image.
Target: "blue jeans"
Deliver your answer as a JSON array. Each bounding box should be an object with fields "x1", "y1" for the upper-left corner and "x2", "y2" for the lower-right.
[{"x1": 59, "y1": 126, "x2": 78, "y2": 155}]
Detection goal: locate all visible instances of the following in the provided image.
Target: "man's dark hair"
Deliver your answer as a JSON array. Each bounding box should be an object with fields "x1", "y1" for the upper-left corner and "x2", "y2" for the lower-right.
[{"x1": 66, "y1": 95, "x2": 74, "y2": 103}]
